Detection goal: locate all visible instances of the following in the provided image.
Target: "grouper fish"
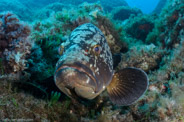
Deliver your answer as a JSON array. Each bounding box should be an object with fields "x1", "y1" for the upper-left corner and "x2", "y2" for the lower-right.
[{"x1": 54, "y1": 23, "x2": 148, "y2": 106}]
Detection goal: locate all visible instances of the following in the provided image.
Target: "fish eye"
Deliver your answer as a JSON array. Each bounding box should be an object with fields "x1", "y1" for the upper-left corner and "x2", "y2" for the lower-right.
[
  {"x1": 58, "y1": 45, "x2": 64, "y2": 55},
  {"x1": 93, "y1": 45, "x2": 101, "y2": 55}
]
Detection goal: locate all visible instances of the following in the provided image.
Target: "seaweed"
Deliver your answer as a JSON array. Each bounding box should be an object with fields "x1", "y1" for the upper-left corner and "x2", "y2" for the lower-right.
[{"x1": 48, "y1": 91, "x2": 61, "y2": 107}]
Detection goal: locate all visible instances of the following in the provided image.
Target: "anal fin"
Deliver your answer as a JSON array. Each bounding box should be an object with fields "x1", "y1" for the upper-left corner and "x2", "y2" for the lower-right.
[{"x1": 107, "y1": 68, "x2": 148, "y2": 106}]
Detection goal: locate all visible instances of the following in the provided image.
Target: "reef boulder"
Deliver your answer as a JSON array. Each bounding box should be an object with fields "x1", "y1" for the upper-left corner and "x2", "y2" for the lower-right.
[
  {"x1": 152, "y1": 0, "x2": 168, "y2": 14},
  {"x1": 118, "y1": 44, "x2": 164, "y2": 72},
  {"x1": 112, "y1": 6, "x2": 142, "y2": 21},
  {"x1": 124, "y1": 15, "x2": 155, "y2": 42},
  {"x1": 0, "y1": 12, "x2": 31, "y2": 75}
]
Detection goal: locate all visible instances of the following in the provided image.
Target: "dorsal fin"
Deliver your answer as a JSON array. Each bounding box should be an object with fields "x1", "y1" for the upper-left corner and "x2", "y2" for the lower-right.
[{"x1": 107, "y1": 68, "x2": 148, "y2": 106}]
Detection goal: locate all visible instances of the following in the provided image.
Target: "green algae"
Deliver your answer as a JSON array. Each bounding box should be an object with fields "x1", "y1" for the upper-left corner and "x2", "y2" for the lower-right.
[{"x1": 48, "y1": 91, "x2": 61, "y2": 107}]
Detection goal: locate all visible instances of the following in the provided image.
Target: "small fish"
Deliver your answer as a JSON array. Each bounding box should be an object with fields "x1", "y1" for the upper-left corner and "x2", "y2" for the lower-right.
[{"x1": 54, "y1": 23, "x2": 148, "y2": 106}]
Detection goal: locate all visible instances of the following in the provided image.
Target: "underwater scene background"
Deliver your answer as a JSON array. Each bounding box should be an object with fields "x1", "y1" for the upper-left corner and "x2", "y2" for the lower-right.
[{"x1": 0, "y1": 0, "x2": 184, "y2": 121}]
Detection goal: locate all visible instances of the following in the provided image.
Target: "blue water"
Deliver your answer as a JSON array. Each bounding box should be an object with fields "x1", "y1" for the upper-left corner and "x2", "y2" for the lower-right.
[{"x1": 125, "y1": 0, "x2": 160, "y2": 14}]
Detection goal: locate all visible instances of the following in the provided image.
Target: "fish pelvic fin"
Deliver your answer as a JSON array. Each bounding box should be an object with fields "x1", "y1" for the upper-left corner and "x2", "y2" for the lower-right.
[{"x1": 107, "y1": 67, "x2": 149, "y2": 106}]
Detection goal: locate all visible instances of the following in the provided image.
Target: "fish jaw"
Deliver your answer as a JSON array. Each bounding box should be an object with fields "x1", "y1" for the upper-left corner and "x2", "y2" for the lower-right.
[{"x1": 54, "y1": 62, "x2": 104, "y2": 99}]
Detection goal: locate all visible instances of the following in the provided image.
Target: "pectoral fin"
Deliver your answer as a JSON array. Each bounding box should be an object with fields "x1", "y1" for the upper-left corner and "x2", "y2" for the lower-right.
[{"x1": 107, "y1": 68, "x2": 148, "y2": 106}]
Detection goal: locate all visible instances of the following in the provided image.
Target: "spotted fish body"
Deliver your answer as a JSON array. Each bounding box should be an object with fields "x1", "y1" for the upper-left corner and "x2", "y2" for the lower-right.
[
  {"x1": 55, "y1": 23, "x2": 148, "y2": 105},
  {"x1": 55, "y1": 23, "x2": 114, "y2": 99}
]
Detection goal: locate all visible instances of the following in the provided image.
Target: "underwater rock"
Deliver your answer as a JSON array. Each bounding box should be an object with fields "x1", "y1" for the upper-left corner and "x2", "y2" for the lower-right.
[
  {"x1": 96, "y1": 15, "x2": 127, "y2": 53},
  {"x1": 112, "y1": 6, "x2": 142, "y2": 21},
  {"x1": 124, "y1": 15, "x2": 155, "y2": 42},
  {"x1": 138, "y1": 37, "x2": 184, "y2": 121},
  {"x1": 50, "y1": 0, "x2": 128, "y2": 12},
  {"x1": 34, "y1": 3, "x2": 70, "y2": 20},
  {"x1": 152, "y1": 0, "x2": 168, "y2": 14},
  {"x1": 27, "y1": 44, "x2": 58, "y2": 82},
  {"x1": 146, "y1": 0, "x2": 184, "y2": 48},
  {"x1": 164, "y1": 13, "x2": 184, "y2": 48},
  {"x1": 0, "y1": 12, "x2": 31, "y2": 75},
  {"x1": 118, "y1": 44, "x2": 164, "y2": 72},
  {"x1": 0, "y1": 0, "x2": 127, "y2": 21},
  {"x1": 98, "y1": 0, "x2": 128, "y2": 12}
]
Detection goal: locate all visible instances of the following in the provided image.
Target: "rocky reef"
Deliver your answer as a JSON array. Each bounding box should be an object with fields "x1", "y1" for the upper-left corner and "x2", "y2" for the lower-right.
[
  {"x1": 146, "y1": 0, "x2": 184, "y2": 48},
  {"x1": 123, "y1": 14, "x2": 155, "y2": 42},
  {"x1": 152, "y1": 0, "x2": 168, "y2": 14},
  {"x1": 0, "y1": 0, "x2": 128, "y2": 22},
  {"x1": 118, "y1": 44, "x2": 164, "y2": 72},
  {"x1": 0, "y1": 0, "x2": 184, "y2": 121},
  {"x1": 0, "y1": 12, "x2": 31, "y2": 76},
  {"x1": 112, "y1": 6, "x2": 142, "y2": 21}
]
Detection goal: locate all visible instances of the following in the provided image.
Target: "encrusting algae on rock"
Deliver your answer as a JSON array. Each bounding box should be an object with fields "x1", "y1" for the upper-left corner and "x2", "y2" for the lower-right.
[{"x1": 0, "y1": 12, "x2": 32, "y2": 77}]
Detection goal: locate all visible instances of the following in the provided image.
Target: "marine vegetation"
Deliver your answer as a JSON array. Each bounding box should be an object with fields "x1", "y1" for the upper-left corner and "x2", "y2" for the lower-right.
[
  {"x1": 112, "y1": 6, "x2": 142, "y2": 21},
  {"x1": 146, "y1": 0, "x2": 184, "y2": 48},
  {"x1": 0, "y1": 12, "x2": 31, "y2": 75},
  {"x1": 123, "y1": 14, "x2": 155, "y2": 42},
  {"x1": 0, "y1": 0, "x2": 184, "y2": 121}
]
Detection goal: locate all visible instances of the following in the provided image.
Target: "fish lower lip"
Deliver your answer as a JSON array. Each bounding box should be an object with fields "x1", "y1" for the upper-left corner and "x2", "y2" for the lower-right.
[
  {"x1": 55, "y1": 64, "x2": 98, "y2": 92},
  {"x1": 66, "y1": 87, "x2": 91, "y2": 101}
]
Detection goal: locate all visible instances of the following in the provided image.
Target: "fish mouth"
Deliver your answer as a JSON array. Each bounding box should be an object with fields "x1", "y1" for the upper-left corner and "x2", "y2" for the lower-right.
[{"x1": 55, "y1": 62, "x2": 98, "y2": 93}]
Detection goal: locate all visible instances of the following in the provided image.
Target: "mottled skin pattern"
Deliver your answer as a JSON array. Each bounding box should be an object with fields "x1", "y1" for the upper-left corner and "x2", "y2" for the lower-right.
[{"x1": 55, "y1": 23, "x2": 114, "y2": 99}]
